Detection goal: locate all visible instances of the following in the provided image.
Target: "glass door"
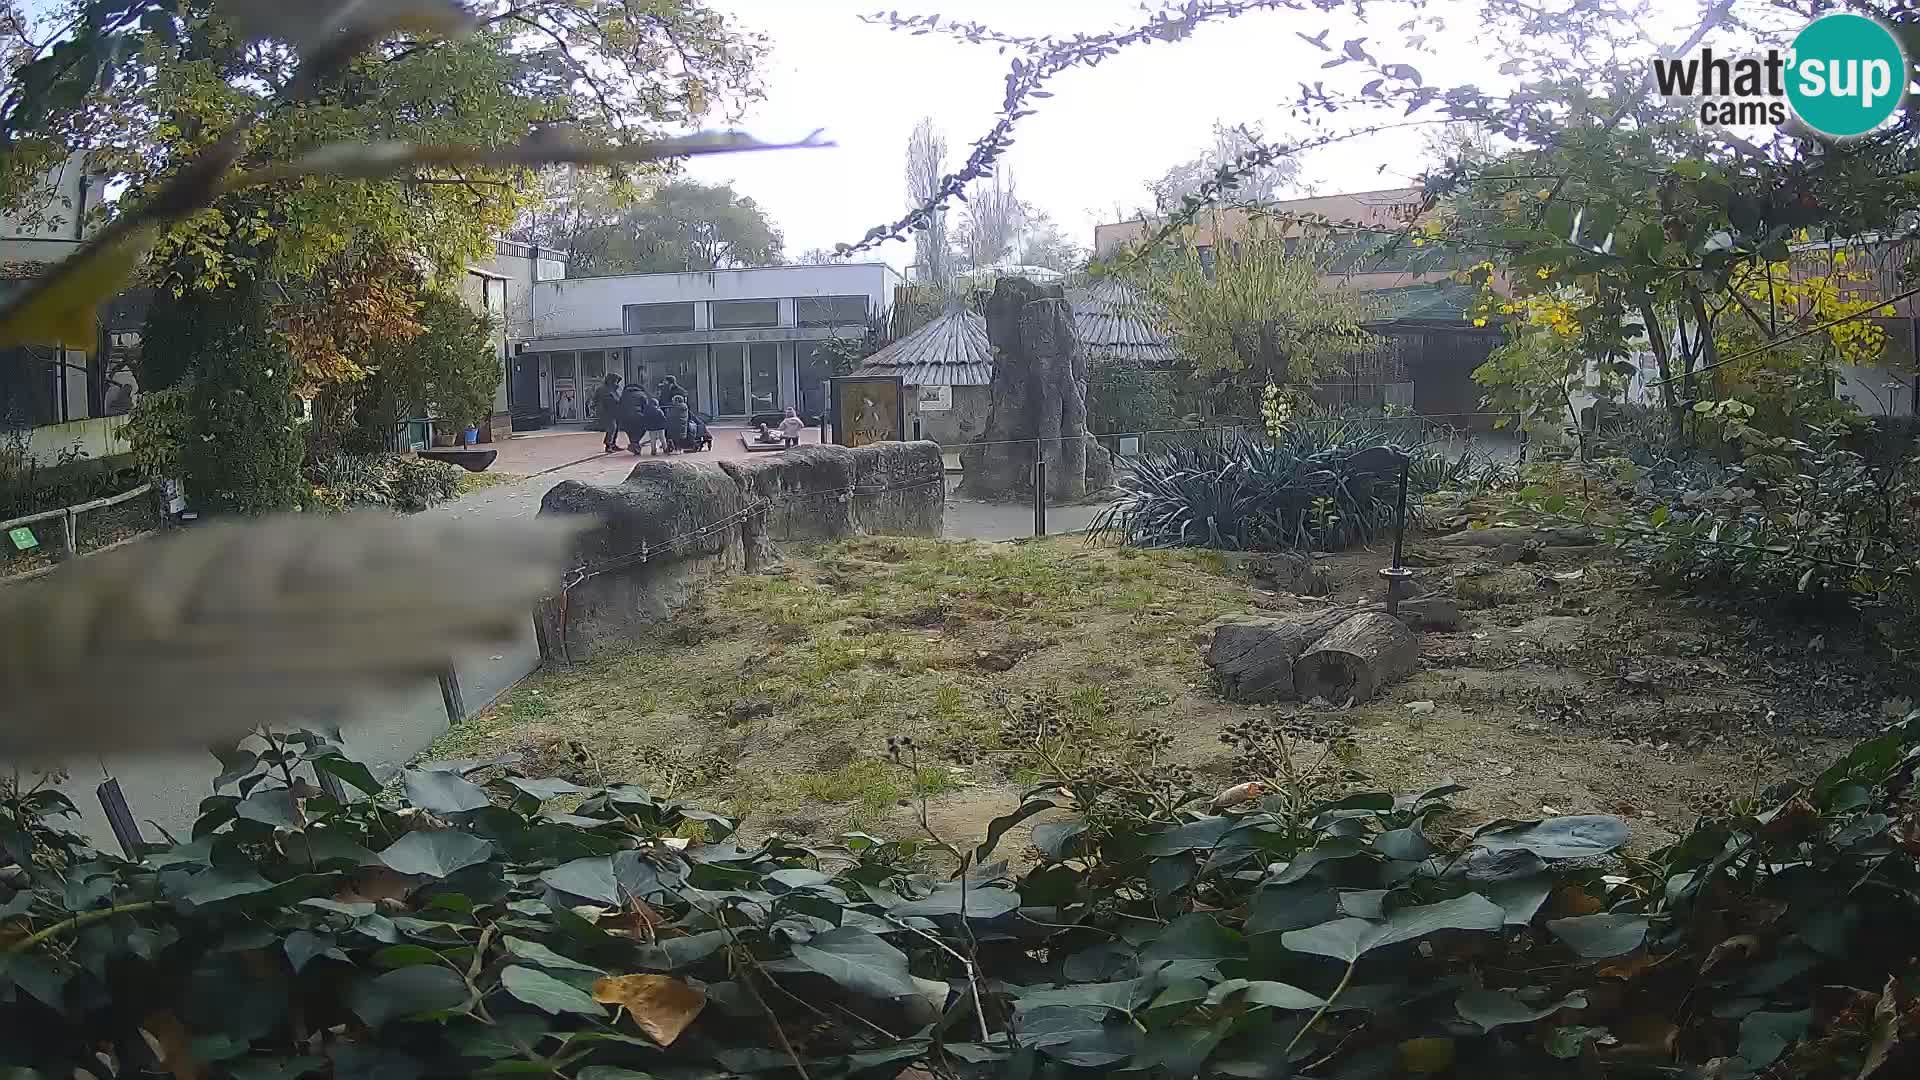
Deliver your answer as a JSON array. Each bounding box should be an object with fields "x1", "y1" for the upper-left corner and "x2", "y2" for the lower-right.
[
  {"x1": 714, "y1": 343, "x2": 747, "y2": 416},
  {"x1": 550, "y1": 352, "x2": 580, "y2": 421},
  {"x1": 580, "y1": 351, "x2": 608, "y2": 420},
  {"x1": 748, "y1": 343, "x2": 780, "y2": 416}
]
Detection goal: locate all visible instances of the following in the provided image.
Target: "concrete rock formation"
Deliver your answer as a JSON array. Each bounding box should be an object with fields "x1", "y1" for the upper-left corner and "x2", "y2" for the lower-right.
[
  {"x1": 959, "y1": 277, "x2": 1111, "y2": 501},
  {"x1": 538, "y1": 441, "x2": 943, "y2": 662}
]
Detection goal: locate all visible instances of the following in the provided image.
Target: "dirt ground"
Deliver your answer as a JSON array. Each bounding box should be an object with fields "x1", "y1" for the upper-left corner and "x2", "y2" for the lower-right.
[{"x1": 429, "y1": 528, "x2": 1919, "y2": 856}]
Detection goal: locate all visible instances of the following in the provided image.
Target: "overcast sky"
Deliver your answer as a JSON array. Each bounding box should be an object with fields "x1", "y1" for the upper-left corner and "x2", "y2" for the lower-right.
[{"x1": 680, "y1": 0, "x2": 1493, "y2": 270}]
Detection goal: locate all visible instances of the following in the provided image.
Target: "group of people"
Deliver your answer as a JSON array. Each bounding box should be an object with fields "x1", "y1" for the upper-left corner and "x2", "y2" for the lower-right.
[{"x1": 592, "y1": 373, "x2": 712, "y2": 456}]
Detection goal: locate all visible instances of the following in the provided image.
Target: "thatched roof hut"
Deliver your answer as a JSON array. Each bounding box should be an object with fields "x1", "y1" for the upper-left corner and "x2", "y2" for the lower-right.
[
  {"x1": 1065, "y1": 276, "x2": 1178, "y2": 367},
  {"x1": 851, "y1": 307, "x2": 994, "y2": 387}
]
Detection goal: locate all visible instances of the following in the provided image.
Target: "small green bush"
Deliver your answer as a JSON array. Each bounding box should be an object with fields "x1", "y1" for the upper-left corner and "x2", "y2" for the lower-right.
[{"x1": 303, "y1": 454, "x2": 463, "y2": 514}]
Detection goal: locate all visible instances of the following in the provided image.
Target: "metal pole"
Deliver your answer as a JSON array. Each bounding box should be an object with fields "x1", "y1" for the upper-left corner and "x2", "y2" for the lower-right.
[
  {"x1": 1380, "y1": 453, "x2": 1414, "y2": 614},
  {"x1": 1033, "y1": 443, "x2": 1048, "y2": 538},
  {"x1": 438, "y1": 667, "x2": 467, "y2": 725},
  {"x1": 60, "y1": 510, "x2": 76, "y2": 560},
  {"x1": 95, "y1": 778, "x2": 145, "y2": 859}
]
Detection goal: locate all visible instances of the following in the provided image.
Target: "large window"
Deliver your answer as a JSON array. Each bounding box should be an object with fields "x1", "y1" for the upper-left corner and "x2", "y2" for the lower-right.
[
  {"x1": 710, "y1": 299, "x2": 780, "y2": 329},
  {"x1": 795, "y1": 295, "x2": 869, "y2": 327},
  {"x1": 712, "y1": 342, "x2": 781, "y2": 415},
  {"x1": 796, "y1": 342, "x2": 834, "y2": 420},
  {"x1": 624, "y1": 302, "x2": 696, "y2": 333},
  {"x1": 633, "y1": 345, "x2": 704, "y2": 411}
]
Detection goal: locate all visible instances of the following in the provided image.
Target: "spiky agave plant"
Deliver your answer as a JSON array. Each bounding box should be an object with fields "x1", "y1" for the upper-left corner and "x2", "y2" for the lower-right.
[{"x1": 1092, "y1": 427, "x2": 1445, "y2": 552}]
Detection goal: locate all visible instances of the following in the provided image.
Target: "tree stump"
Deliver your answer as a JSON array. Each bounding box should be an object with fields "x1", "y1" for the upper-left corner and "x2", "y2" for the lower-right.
[{"x1": 1293, "y1": 612, "x2": 1419, "y2": 704}]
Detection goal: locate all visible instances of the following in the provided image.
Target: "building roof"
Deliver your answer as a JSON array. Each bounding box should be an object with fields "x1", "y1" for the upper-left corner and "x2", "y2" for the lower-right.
[
  {"x1": 1066, "y1": 276, "x2": 1179, "y2": 366},
  {"x1": 851, "y1": 307, "x2": 995, "y2": 386},
  {"x1": 1367, "y1": 281, "x2": 1480, "y2": 323}
]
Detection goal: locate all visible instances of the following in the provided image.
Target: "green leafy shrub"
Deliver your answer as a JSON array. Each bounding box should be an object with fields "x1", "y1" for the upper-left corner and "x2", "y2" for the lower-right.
[
  {"x1": 1089, "y1": 363, "x2": 1178, "y2": 436},
  {"x1": 180, "y1": 289, "x2": 304, "y2": 516},
  {"x1": 337, "y1": 292, "x2": 501, "y2": 452},
  {"x1": 121, "y1": 385, "x2": 193, "y2": 480},
  {"x1": 302, "y1": 454, "x2": 462, "y2": 514},
  {"x1": 1091, "y1": 421, "x2": 1453, "y2": 551},
  {"x1": 388, "y1": 456, "x2": 463, "y2": 512},
  {"x1": 6, "y1": 715, "x2": 1918, "y2": 1079}
]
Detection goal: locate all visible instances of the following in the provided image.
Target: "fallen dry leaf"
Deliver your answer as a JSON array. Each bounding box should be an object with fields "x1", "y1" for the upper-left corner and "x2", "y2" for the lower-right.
[
  {"x1": 336, "y1": 867, "x2": 417, "y2": 908},
  {"x1": 593, "y1": 974, "x2": 706, "y2": 1046},
  {"x1": 139, "y1": 1012, "x2": 206, "y2": 1080},
  {"x1": 1604, "y1": 1014, "x2": 1679, "y2": 1059},
  {"x1": 1209, "y1": 782, "x2": 1266, "y2": 811},
  {"x1": 1596, "y1": 948, "x2": 1658, "y2": 982},
  {"x1": 1398, "y1": 1037, "x2": 1455, "y2": 1075},
  {"x1": 1859, "y1": 975, "x2": 1905, "y2": 1079},
  {"x1": 1550, "y1": 885, "x2": 1605, "y2": 918},
  {"x1": 601, "y1": 901, "x2": 668, "y2": 941},
  {"x1": 1701, "y1": 934, "x2": 1762, "y2": 975}
]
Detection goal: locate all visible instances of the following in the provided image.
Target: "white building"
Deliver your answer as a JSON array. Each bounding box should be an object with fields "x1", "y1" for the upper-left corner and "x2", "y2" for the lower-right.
[
  {"x1": 461, "y1": 240, "x2": 566, "y2": 438},
  {"x1": 1, "y1": 153, "x2": 138, "y2": 462},
  {"x1": 514, "y1": 263, "x2": 905, "y2": 425}
]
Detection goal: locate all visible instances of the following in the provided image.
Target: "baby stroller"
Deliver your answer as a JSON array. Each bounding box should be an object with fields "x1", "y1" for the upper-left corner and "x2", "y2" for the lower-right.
[{"x1": 670, "y1": 411, "x2": 714, "y2": 453}]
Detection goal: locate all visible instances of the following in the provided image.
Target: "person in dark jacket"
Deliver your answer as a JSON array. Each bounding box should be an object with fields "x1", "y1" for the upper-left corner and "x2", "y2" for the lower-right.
[
  {"x1": 592, "y1": 373, "x2": 623, "y2": 452},
  {"x1": 657, "y1": 375, "x2": 686, "y2": 409},
  {"x1": 665, "y1": 395, "x2": 692, "y2": 451},
  {"x1": 617, "y1": 384, "x2": 649, "y2": 453},
  {"x1": 634, "y1": 393, "x2": 670, "y2": 455}
]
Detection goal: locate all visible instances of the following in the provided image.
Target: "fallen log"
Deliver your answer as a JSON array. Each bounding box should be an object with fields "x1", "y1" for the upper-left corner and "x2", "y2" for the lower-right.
[
  {"x1": 1204, "y1": 611, "x2": 1356, "y2": 704},
  {"x1": 1294, "y1": 612, "x2": 1419, "y2": 705},
  {"x1": 1433, "y1": 526, "x2": 1598, "y2": 548}
]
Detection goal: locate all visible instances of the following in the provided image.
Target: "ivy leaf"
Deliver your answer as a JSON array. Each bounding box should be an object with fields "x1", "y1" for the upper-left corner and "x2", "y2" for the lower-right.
[
  {"x1": 1549, "y1": 914, "x2": 1649, "y2": 959},
  {"x1": 1485, "y1": 877, "x2": 1554, "y2": 926},
  {"x1": 284, "y1": 930, "x2": 344, "y2": 974},
  {"x1": 1473, "y1": 816, "x2": 1629, "y2": 860},
  {"x1": 1737, "y1": 1009, "x2": 1812, "y2": 1070},
  {"x1": 1246, "y1": 882, "x2": 1338, "y2": 935},
  {"x1": 378, "y1": 832, "x2": 494, "y2": 878},
  {"x1": 1372, "y1": 827, "x2": 1434, "y2": 862},
  {"x1": 787, "y1": 927, "x2": 918, "y2": 1000},
  {"x1": 1204, "y1": 978, "x2": 1326, "y2": 1011},
  {"x1": 500, "y1": 965, "x2": 605, "y2": 1016},
  {"x1": 974, "y1": 798, "x2": 1055, "y2": 862},
  {"x1": 501, "y1": 937, "x2": 604, "y2": 975},
  {"x1": 1456, "y1": 989, "x2": 1588, "y2": 1031},
  {"x1": 1141, "y1": 815, "x2": 1241, "y2": 856},
  {"x1": 1031, "y1": 818, "x2": 1089, "y2": 859},
  {"x1": 237, "y1": 789, "x2": 301, "y2": 828},
  {"x1": 540, "y1": 857, "x2": 620, "y2": 905},
  {"x1": 892, "y1": 884, "x2": 1021, "y2": 920},
  {"x1": 314, "y1": 755, "x2": 383, "y2": 796},
  {"x1": 349, "y1": 966, "x2": 470, "y2": 1027},
  {"x1": 402, "y1": 770, "x2": 491, "y2": 814},
  {"x1": 501, "y1": 777, "x2": 588, "y2": 802},
  {"x1": 1282, "y1": 894, "x2": 1505, "y2": 961}
]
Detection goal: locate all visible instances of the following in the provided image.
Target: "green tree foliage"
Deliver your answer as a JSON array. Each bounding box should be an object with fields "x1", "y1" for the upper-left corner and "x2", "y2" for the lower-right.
[
  {"x1": 177, "y1": 286, "x2": 302, "y2": 515},
  {"x1": 3, "y1": 1, "x2": 763, "y2": 296},
  {"x1": 564, "y1": 180, "x2": 784, "y2": 275},
  {"x1": 343, "y1": 290, "x2": 501, "y2": 452},
  {"x1": 1129, "y1": 230, "x2": 1382, "y2": 388}
]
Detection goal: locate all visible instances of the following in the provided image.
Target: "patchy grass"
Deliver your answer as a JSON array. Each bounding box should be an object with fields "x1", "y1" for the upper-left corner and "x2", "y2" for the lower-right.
[
  {"x1": 456, "y1": 471, "x2": 528, "y2": 497},
  {"x1": 432, "y1": 536, "x2": 1246, "y2": 836},
  {"x1": 433, "y1": 529, "x2": 1889, "y2": 852}
]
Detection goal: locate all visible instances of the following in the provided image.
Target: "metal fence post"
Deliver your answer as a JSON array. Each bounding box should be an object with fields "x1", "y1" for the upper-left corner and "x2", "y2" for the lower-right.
[
  {"x1": 59, "y1": 510, "x2": 77, "y2": 560},
  {"x1": 438, "y1": 666, "x2": 467, "y2": 725},
  {"x1": 1033, "y1": 442, "x2": 1048, "y2": 538},
  {"x1": 95, "y1": 777, "x2": 146, "y2": 859}
]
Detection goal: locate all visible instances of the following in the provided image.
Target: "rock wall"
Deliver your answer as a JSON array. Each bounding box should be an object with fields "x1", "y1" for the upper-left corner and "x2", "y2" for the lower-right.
[{"x1": 537, "y1": 441, "x2": 943, "y2": 662}]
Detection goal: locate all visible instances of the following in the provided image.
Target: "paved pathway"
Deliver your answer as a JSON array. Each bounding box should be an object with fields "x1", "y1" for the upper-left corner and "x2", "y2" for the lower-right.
[{"x1": 44, "y1": 436, "x2": 1115, "y2": 849}]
